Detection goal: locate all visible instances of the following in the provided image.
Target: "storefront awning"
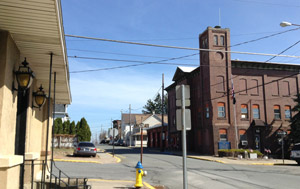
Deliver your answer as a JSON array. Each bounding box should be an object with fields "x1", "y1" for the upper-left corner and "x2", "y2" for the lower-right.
[{"x1": 0, "y1": 0, "x2": 71, "y2": 104}]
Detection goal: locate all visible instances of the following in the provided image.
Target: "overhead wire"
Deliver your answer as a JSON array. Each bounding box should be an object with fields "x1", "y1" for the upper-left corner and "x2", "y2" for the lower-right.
[
  {"x1": 67, "y1": 27, "x2": 300, "y2": 73},
  {"x1": 65, "y1": 34, "x2": 300, "y2": 59}
]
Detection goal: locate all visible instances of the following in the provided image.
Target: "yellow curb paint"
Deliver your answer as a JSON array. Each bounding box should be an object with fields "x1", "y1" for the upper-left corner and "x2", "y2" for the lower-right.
[
  {"x1": 144, "y1": 181, "x2": 155, "y2": 189},
  {"x1": 251, "y1": 163, "x2": 274, "y2": 166},
  {"x1": 106, "y1": 152, "x2": 122, "y2": 163},
  {"x1": 187, "y1": 156, "x2": 226, "y2": 164},
  {"x1": 88, "y1": 179, "x2": 134, "y2": 183},
  {"x1": 54, "y1": 159, "x2": 102, "y2": 164}
]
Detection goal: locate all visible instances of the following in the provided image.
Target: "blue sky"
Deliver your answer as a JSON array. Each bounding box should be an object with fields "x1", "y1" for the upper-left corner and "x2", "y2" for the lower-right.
[{"x1": 60, "y1": 0, "x2": 300, "y2": 136}]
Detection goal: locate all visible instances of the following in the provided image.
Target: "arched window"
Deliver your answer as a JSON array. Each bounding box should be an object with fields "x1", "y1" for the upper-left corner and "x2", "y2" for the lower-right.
[
  {"x1": 205, "y1": 103, "x2": 209, "y2": 118},
  {"x1": 274, "y1": 105, "x2": 281, "y2": 119},
  {"x1": 282, "y1": 81, "x2": 290, "y2": 96},
  {"x1": 239, "y1": 129, "x2": 247, "y2": 141},
  {"x1": 285, "y1": 105, "x2": 291, "y2": 119},
  {"x1": 220, "y1": 35, "x2": 225, "y2": 46},
  {"x1": 252, "y1": 104, "x2": 260, "y2": 119},
  {"x1": 218, "y1": 102, "x2": 226, "y2": 118},
  {"x1": 219, "y1": 129, "x2": 227, "y2": 141},
  {"x1": 216, "y1": 76, "x2": 225, "y2": 92},
  {"x1": 239, "y1": 79, "x2": 247, "y2": 94},
  {"x1": 241, "y1": 104, "x2": 248, "y2": 119},
  {"x1": 250, "y1": 79, "x2": 259, "y2": 95},
  {"x1": 214, "y1": 35, "x2": 218, "y2": 46},
  {"x1": 272, "y1": 81, "x2": 279, "y2": 96}
]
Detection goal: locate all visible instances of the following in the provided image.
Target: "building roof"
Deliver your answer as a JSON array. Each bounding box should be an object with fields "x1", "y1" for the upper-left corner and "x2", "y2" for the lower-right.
[
  {"x1": 0, "y1": 0, "x2": 71, "y2": 104},
  {"x1": 172, "y1": 66, "x2": 198, "y2": 81}
]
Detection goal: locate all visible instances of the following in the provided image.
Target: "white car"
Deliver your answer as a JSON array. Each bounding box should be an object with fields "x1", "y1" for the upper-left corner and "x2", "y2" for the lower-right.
[{"x1": 290, "y1": 143, "x2": 300, "y2": 165}]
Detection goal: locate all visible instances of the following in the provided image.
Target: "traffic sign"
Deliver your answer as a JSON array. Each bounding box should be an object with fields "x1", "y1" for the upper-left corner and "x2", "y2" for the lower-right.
[{"x1": 176, "y1": 109, "x2": 191, "y2": 130}]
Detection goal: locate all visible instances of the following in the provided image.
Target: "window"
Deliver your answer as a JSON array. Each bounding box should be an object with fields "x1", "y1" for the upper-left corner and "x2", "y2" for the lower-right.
[
  {"x1": 285, "y1": 105, "x2": 291, "y2": 119},
  {"x1": 239, "y1": 79, "x2": 247, "y2": 94},
  {"x1": 214, "y1": 35, "x2": 218, "y2": 45},
  {"x1": 274, "y1": 105, "x2": 281, "y2": 119},
  {"x1": 241, "y1": 104, "x2": 248, "y2": 119},
  {"x1": 216, "y1": 76, "x2": 225, "y2": 92},
  {"x1": 250, "y1": 79, "x2": 259, "y2": 95},
  {"x1": 239, "y1": 129, "x2": 247, "y2": 141},
  {"x1": 218, "y1": 102, "x2": 226, "y2": 118},
  {"x1": 205, "y1": 104, "x2": 209, "y2": 118},
  {"x1": 220, "y1": 35, "x2": 225, "y2": 46},
  {"x1": 253, "y1": 104, "x2": 260, "y2": 119},
  {"x1": 202, "y1": 37, "x2": 208, "y2": 48},
  {"x1": 282, "y1": 81, "x2": 290, "y2": 96},
  {"x1": 219, "y1": 129, "x2": 227, "y2": 141},
  {"x1": 272, "y1": 81, "x2": 279, "y2": 96}
]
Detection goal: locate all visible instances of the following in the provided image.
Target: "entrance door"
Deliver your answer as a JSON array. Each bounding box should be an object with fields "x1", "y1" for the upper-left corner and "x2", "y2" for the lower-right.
[
  {"x1": 15, "y1": 90, "x2": 29, "y2": 188},
  {"x1": 254, "y1": 134, "x2": 261, "y2": 151},
  {"x1": 15, "y1": 90, "x2": 29, "y2": 155}
]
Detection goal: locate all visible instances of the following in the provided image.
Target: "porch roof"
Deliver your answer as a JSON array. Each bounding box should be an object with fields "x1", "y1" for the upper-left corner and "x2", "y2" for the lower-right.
[{"x1": 0, "y1": 0, "x2": 71, "y2": 104}]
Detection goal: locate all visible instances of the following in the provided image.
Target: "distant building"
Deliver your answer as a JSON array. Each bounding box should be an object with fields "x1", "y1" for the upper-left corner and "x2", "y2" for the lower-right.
[
  {"x1": 121, "y1": 113, "x2": 167, "y2": 147},
  {"x1": 54, "y1": 104, "x2": 70, "y2": 122},
  {"x1": 166, "y1": 26, "x2": 299, "y2": 156}
]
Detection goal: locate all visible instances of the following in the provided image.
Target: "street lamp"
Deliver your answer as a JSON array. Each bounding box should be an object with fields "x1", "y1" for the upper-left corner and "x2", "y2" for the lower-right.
[
  {"x1": 14, "y1": 58, "x2": 35, "y2": 91},
  {"x1": 280, "y1": 21, "x2": 300, "y2": 27},
  {"x1": 32, "y1": 85, "x2": 47, "y2": 109}
]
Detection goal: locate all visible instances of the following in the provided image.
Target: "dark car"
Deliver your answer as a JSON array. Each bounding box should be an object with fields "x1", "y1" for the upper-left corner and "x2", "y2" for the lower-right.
[
  {"x1": 290, "y1": 143, "x2": 300, "y2": 165},
  {"x1": 116, "y1": 139, "x2": 124, "y2": 146},
  {"x1": 73, "y1": 142, "x2": 97, "y2": 157}
]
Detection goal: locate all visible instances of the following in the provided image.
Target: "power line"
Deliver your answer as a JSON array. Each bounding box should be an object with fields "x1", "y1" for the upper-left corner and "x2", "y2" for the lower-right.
[
  {"x1": 68, "y1": 48, "x2": 199, "y2": 61},
  {"x1": 231, "y1": 27, "x2": 300, "y2": 47},
  {"x1": 65, "y1": 34, "x2": 300, "y2": 59},
  {"x1": 265, "y1": 39, "x2": 300, "y2": 62}
]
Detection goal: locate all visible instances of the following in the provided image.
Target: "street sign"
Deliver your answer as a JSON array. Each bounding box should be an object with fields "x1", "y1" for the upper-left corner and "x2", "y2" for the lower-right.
[
  {"x1": 176, "y1": 109, "x2": 191, "y2": 130},
  {"x1": 108, "y1": 128, "x2": 118, "y2": 138},
  {"x1": 176, "y1": 85, "x2": 190, "y2": 100}
]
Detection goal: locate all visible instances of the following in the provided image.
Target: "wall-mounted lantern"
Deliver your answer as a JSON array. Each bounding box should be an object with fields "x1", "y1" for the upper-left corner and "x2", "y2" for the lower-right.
[
  {"x1": 14, "y1": 58, "x2": 35, "y2": 91},
  {"x1": 32, "y1": 85, "x2": 47, "y2": 109}
]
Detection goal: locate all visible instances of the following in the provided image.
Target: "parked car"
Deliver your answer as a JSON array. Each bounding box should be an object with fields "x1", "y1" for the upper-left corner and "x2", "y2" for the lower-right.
[
  {"x1": 116, "y1": 139, "x2": 124, "y2": 146},
  {"x1": 290, "y1": 143, "x2": 300, "y2": 165},
  {"x1": 74, "y1": 142, "x2": 97, "y2": 157},
  {"x1": 100, "y1": 139, "x2": 109, "y2": 144}
]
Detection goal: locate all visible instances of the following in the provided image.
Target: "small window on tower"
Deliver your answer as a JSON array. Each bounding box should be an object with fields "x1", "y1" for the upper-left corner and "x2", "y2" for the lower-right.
[
  {"x1": 214, "y1": 35, "x2": 218, "y2": 46},
  {"x1": 220, "y1": 35, "x2": 225, "y2": 46}
]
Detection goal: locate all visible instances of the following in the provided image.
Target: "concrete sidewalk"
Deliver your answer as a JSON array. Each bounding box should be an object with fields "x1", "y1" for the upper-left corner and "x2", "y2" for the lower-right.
[
  {"x1": 152, "y1": 149, "x2": 298, "y2": 166},
  {"x1": 53, "y1": 149, "x2": 156, "y2": 188},
  {"x1": 88, "y1": 179, "x2": 155, "y2": 189}
]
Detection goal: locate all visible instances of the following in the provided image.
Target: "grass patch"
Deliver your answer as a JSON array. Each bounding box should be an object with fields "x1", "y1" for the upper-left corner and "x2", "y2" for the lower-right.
[{"x1": 53, "y1": 148, "x2": 74, "y2": 156}]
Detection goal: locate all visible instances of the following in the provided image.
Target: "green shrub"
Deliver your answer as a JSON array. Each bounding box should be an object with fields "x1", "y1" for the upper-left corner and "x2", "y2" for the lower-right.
[{"x1": 218, "y1": 149, "x2": 263, "y2": 158}]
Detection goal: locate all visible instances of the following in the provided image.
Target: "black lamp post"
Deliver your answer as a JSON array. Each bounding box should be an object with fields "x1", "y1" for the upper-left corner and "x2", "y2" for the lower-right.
[
  {"x1": 32, "y1": 85, "x2": 47, "y2": 109},
  {"x1": 14, "y1": 58, "x2": 35, "y2": 91}
]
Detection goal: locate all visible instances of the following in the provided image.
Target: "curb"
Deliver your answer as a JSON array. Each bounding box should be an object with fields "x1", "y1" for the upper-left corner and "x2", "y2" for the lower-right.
[
  {"x1": 98, "y1": 148, "x2": 122, "y2": 163},
  {"x1": 187, "y1": 156, "x2": 227, "y2": 164},
  {"x1": 251, "y1": 163, "x2": 274, "y2": 166},
  {"x1": 88, "y1": 179, "x2": 155, "y2": 189},
  {"x1": 54, "y1": 159, "x2": 102, "y2": 164}
]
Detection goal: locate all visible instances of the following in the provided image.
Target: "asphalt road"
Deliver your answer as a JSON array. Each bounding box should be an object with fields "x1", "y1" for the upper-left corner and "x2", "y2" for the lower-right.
[{"x1": 53, "y1": 144, "x2": 300, "y2": 189}]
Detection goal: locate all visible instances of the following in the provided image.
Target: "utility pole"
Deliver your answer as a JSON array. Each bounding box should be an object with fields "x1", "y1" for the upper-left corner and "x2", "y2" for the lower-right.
[
  {"x1": 129, "y1": 104, "x2": 132, "y2": 147},
  {"x1": 140, "y1": 117, "x2": 144, "y2": 163},
  {"x1": 161, "y1": 73, "x2": 165, "y2": 152}
]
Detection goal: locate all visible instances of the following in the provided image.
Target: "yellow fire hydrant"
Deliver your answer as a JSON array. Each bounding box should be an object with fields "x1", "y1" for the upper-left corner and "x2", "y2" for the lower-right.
[{"x1": 135, "y1": 161, "x2": 147, "y2": 188}]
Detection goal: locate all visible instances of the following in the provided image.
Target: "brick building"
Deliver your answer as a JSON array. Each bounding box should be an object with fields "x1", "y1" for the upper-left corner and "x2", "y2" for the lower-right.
[{"x1": 166, "y1": 26, "x2": 300, "y2": 155}]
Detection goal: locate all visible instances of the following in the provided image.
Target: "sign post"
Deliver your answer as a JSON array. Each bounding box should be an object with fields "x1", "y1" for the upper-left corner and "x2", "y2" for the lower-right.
[{"x1": 181, "y1": 85, "x2": 188, "y2": 189}]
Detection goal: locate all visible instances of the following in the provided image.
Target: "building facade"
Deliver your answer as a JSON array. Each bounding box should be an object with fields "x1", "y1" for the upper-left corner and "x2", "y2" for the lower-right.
[
  {"x1": 166, "y1": 26, "x2": 299, "y2": 156},
  {"x1": 0, "y1": 1, "x2": 71, "y2": 188},
  {"x1": 54, "y1": 104, "x2": 70, "y2": 122}
]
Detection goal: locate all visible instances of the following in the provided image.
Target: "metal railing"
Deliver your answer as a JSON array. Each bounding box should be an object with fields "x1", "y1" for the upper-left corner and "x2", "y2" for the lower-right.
[{"x1": 24, "y1": 159, "x2": 91, "y2": 188}]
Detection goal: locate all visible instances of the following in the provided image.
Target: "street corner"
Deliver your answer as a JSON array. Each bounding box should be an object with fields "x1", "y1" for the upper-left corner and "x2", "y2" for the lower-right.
[
  {"x1": 87, "y1": 179, "x2": 156, "y2": 189},
  {"x1": 106, "y1": 152, "x2": 122, "y2": 163},
  {"x1": 187, "y1": 155, "x2": 227, "y2": 164}
]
